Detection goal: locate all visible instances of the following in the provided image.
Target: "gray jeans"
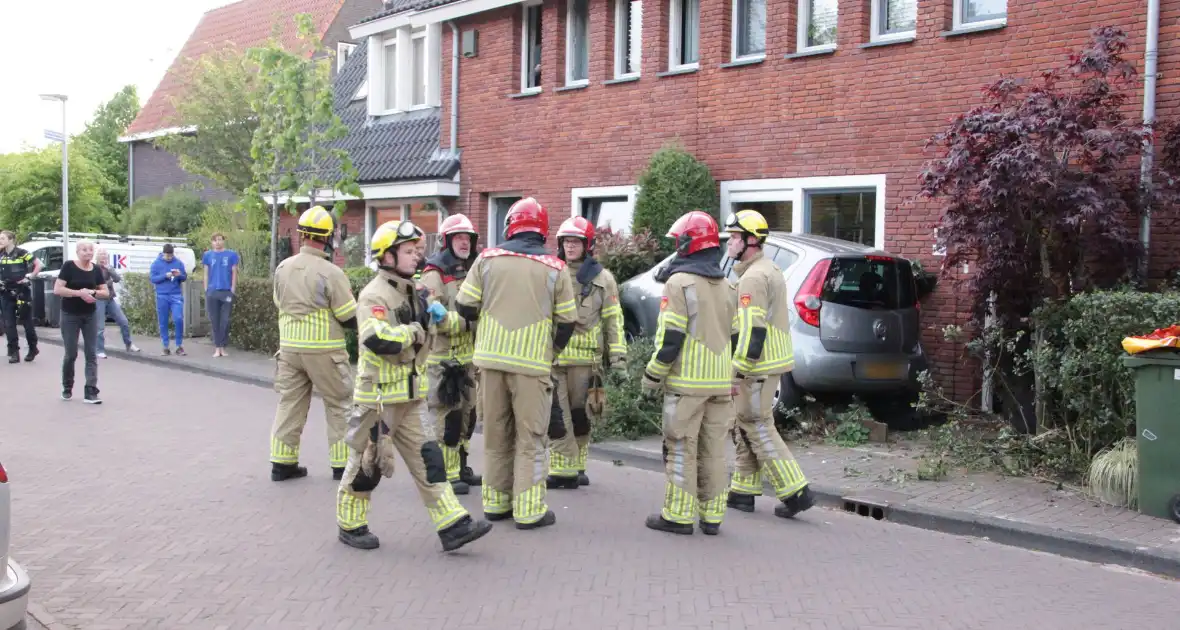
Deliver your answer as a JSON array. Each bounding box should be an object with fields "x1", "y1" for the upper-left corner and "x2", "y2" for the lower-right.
[
  {"x1": 61, "y1": 311, "x2": 98, "y2": 395},
  {"x1": 207, "y1": 290, "x2": 235, "y2": 348}
]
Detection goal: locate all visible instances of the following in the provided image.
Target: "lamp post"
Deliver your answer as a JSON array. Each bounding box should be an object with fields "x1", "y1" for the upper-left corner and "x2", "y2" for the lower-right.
[{"x1": 40, "y1": 94, "x2": 69, "y2": 256}]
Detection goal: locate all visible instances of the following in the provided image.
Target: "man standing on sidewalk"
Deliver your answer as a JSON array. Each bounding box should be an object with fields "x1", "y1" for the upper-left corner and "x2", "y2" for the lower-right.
[
  {"x1": 202, "y1": 233, "x2": 240, "y2": 358},
  {"x1": 0, "y1": 230, "x2": 40, "y2": 363},
  {"x1": 149, "y1": 244, "x2": 187, "y2": 356}
]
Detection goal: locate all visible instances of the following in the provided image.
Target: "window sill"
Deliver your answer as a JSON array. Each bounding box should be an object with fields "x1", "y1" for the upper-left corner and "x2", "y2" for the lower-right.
[
  {"x1": 941, "y1": 21, "x2": 1007, "y2": 38},
  {"x1": 509, "y1": 89, "x2": 542, "y2": 99},
  {"x1": 556, "y1": 82, "x2": 589, "y2": 92},
  {"x1": 656, "y1": 66, "x2": 699, "y2": 78},
  {"x1": 604, "y1": 75, "x2": 641, "y2": 85},
  {"x1": 861, "y1": 35, "x2": 915, "y2": 49},
  {"x1": 720, "y1": 56, "x2": 764, "y2": 69},
  {"x1": 784, "y1": 46, "x2": 836, "y2": 60}
]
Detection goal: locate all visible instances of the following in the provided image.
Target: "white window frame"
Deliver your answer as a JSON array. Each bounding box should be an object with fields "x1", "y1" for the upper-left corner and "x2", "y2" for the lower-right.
[
  {"x1": 410, "y1": 27, "x2": 430, "y2": 109},
  {"x1": 570, "y1": 185, "x2": 639, "y2": 234},
  {"x1": 667, "y1": 0, "x2": 699, "y2": 72},
  {"x1": 487, "y1": 193, "x2": 524, "y2": 246},
  {"x1": 730, "y1": 0, "x2": 766, "y2": 62},
  {"x1": 869, "y1": 0, "x2": 916, "y2": 43},
  {"x1": 719, "y1": 175, "x2": 886, "y2": 250},
  {"x1": 380, "y1": 37, "x2": 400, "y2": 114},
  {"x1": 796, "y1": 0, "x2": 838, "y2": 54},
  {"x1": 337, "y1": 42, "x2": 358, "y2": 72},
  {"x1": 953, "y1": 0, "x2": 1007, "y2": 30},
  {"x1": 520, "y1": 1, "x2": 544, "y2": 94},
  {"x1": 565, "y1": 0, "x2": 591, "y2": 86},
  {"x1": 613, "y1": 0, "x2": 642, "y2": 79},
  {"x1": 352, "y1": 80, "x2": 369, "y2": 102}
]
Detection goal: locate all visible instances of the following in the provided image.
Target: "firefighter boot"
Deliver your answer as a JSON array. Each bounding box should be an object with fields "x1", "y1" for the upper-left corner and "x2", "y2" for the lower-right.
[
  {"x1": 438, "y1": 515, "x2": 493, "y2": 552},
  {"x1": 698, "y1": 521, "x2": 720, "y2": 536},
  {"x1": 451, "y1": 478, "x2": 471, "y2": 495},
  {"x1": 270, "y1": 462, "x2": 308, "y2": 482},
  {"x1": 727, "y1": 492, "x2": 756, "y2": 513},
  {"x1": 546, "y1": 475, "x2": 580, "y2": 490},
  {"x1": 458, "y1": 446, "x2": 482, "y2": 487},
  {"x1": 516, "y1": 510, "x2": 557, "y2": 531},
  {"x1": 338, "y1": 525, "x2": 380, "y2": 550},
  {"x1": 774, "y1": 485, "x2": 816, "y2": 519},
  {"x1": 644, "y1": 514, "x2": 693, "y2": 536},
  {"x1": 577, "y1": 470, "x2": 590, "y2": 486}
]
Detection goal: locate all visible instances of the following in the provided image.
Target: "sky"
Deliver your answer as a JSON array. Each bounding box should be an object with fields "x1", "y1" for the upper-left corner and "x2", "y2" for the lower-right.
[{"x1": 0, "y1": 0, "x2": 241, "y2": 155}]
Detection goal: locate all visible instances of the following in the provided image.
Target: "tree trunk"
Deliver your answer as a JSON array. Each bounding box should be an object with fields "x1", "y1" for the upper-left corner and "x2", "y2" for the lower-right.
[
  {"x1": 269, "y1": 191, "x2": 279, "y2": 272},
  {"x1": 1034, "y1": 232, "x2": 1052, "y2": 432}
]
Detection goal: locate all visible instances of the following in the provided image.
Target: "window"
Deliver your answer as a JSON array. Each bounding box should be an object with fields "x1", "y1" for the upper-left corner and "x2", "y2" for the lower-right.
[
  {"x1": 771, "y1": 246, "x2": 800, "y2": 269},
  {"x1": 614, "y1": 0, "x2": 642, "y2": 77},
  {"x1": 797, "y1": 0, "x2": 837, "y2": 51},
  {"x1": 521, "y1": 3, "x2": 543, "y2": 92},
  {"x1": 955, "y1": 0, "x2": 1006, "y2": 28},
  {"x1": 720, "y1": 175, "x2": 886, "y2": 250},
  {"x1": 383, "y1": 40, "x2": 398, "y2": 111},
  {"x1": 337, "y1": 42, "x2": 358, "y2": 72},
  {"x1": 821, "y1": 256, "x2": 915, "y2": 310},
  {"x1": 870, "y1": 0, "x2": 916, "y2": 41},
  {"x1": 572, "y1": 186, "x2": 638, "y2": 235},
  {"x1": 668, "y1": 0, "x2": 699, "y2": 70},
  {"x1": 411, "y1": 32, "x2": 427, "y2": 106},
  {"x1": 732, "y1": 0, "x2": 766, "y2": 60},
  {"x1": 34, "y1": 246, "x2": 63, "y2": 272},
  {"x1": 731, "y1": 201, "x2": 792, "y2": 231},
  {"x1": 805, "y1": 190, "x2": 876, "y2": 247},
  {"x1": 566, "y1": 0, "x2": 590, "y2": 85},
  {"x1": 489, "y1": 196, "x2": 521, "y2": 245}
]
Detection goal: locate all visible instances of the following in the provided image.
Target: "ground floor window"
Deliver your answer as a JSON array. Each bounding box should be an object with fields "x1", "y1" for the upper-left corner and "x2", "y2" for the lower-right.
[
  {"x1": 487, "y1": 195, "x2": 522, "y2": 245},
  {"x1": 571, "y1": 185, "x2": 638, "y2": 235},
  {"x1": 719, "y1": 175, "x2": 886, "y2": 250},
  {"x1": 805, "y1": 190, "x2": 876, "y2": 248}
]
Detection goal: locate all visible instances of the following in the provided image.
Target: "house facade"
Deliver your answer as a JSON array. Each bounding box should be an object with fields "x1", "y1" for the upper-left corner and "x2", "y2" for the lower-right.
[{"x1": 119, "y1": 0, "x2": 384, "y2": 204}]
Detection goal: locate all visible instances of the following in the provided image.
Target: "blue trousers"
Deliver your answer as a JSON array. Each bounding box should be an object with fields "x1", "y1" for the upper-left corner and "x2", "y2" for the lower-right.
[{"x1": 156, "y1": 293, "x2": 184, "y2": 348}]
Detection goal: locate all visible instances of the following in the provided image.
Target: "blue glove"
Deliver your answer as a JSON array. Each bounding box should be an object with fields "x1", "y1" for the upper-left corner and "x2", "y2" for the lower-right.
[{"x1": 427, "y1": 301, "x2": 447, "y2": 324}]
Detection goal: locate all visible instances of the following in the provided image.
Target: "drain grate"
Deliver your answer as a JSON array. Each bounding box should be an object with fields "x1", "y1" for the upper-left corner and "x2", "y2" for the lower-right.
[{"x1": 842, "y1": 498, "x2": 888, "y2": 521}]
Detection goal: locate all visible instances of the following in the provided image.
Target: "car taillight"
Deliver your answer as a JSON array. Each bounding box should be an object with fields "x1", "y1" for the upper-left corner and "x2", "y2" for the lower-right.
[
  {"x1": 794, "y1": 258, "x2": 832, "y2": 328},
  {"x1": 0, "y1": 462, "x2": 7, "y2": 484}
]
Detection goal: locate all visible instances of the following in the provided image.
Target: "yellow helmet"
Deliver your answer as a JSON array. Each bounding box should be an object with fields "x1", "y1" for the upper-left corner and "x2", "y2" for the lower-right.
[
  {"x1": 297, "y1": 205, "x2": 335, "y2": 238},
  {"x1": 724, "y1": 209, "x2": 770, "y2": 242},
  {"x1": 370, "y1": 220, "x2": 422, "y2": 262}
]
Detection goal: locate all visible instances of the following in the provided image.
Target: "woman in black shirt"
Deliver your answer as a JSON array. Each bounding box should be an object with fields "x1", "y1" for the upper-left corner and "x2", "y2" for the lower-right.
[{"x1": 53, "y1": 240, "x2": 108, "y2": 403}]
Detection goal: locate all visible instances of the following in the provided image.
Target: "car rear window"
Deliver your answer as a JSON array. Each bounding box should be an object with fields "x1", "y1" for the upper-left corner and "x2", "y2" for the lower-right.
[{"x1": 821, "y1": 256, "x2": 916, "y2": 310}]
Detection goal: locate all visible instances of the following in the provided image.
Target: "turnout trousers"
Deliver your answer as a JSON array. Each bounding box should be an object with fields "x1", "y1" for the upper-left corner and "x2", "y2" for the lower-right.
[
  {"x1": 661, "y1": 394, "x2": 732, "y2": 526},
  {"x1": 269, "y1": 349, "x2": 351, "y2": 469},
  {"x1": 480, "y1": 368, "x2": 553, "y2": 525},
  {"x1": 548, "y1": 365, "x2": 594, "y2": 478},
  {"x1": 426, "y1": 362, "x2": 478, "y2": 483},
  {"x1": 729, "y1": 376, "x2": 808, "y2": 500}
]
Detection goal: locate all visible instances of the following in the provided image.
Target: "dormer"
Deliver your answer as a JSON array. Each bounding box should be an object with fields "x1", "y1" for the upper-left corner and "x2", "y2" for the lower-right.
[{"x1": 358, "y1": 21, "x2": 443, "y2": 116}]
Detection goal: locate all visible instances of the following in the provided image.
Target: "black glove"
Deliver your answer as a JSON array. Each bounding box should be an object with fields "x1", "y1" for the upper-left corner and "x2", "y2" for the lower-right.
[
  {"x1": 437, "y1": 360, "x2": 472, "y2": 408},
  {"x1": 547, "y1": 383, "x2": 567, "y2": 440}
]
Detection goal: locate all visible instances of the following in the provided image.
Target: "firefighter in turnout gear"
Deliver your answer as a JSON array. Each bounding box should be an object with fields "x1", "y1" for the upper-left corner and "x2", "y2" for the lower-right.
[
  {"x1": 642, "y1": 211, "x2": 737, "y2": 536},
  {"x1": 419, "y1": 214, "x2": 483, "y2": 495},
  {"x1": 270, "y1": 206, "x2": 357, "y2": 482},
  {"x1": 336, "y1": 220, "x2": 494, "y2": 552},
  {"x1": 547, "y1": 216, "x2": 626, "y2": 489},
  {"x1": 724, "y1": 210, "x2": 815, "y2": 519},
  {"x1": 455, "y1": 197, "x2": 578, "y2": 529}
]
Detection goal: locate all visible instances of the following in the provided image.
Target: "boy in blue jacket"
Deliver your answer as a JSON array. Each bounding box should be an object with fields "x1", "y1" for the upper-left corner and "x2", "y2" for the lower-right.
[{"x1": 150, "y1": 244, "x2": 188, "y2": 356}]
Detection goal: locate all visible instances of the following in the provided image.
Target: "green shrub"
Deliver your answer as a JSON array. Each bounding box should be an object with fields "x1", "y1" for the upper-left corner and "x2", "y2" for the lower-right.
[
  {"x1": 190, "y1": 201, "x2": 273, "y2": 278},
  {"x1": 595, "y1": 337, "x2": 663, "y2": 441},
  {"x1": 123, "y1": 189, "x2": 207, "y2": 236},
  {"x1": 120, "y1": 273, "x2": 160, "y2": 337},
  {"x1": 632, "y1": 142, "x2": 718, "y2": 238},
  {"x1": 595, "y1": 227, "x2": 666, "y2": 284}
]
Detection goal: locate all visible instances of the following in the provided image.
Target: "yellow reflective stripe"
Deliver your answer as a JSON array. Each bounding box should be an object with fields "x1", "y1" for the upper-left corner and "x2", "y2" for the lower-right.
[
  {"x1": 329, "y1": 441, "x2": 349, "y2": 467},
  {"x1": 481, "y1": 484, "x2": 512, "y2": 515},
  {"x1": 460, "y1": 282, "x2": 482, "y2": 299},
  {"x1": 353, "y1": 370, "x2": 428, "y2": 403},
  {"x1": 361, "y1": 318, "x2": 410, "y2": 345},
  {"x1": 427, "y1": 487, "x2": 468, "y2": 531},
  {"x1": 765, "y1": 459, "x2": 809, "y2": 500},
  {"x1": 334, "y1": 299, "x2": 358, "y2": 319},
  {"x1": 554, "y1": 299, "x2": 576, "y2": 316},
  {"x1": 557, "y1": 323, "x2": 602, "y2": 364},
  {"x1": 279, "y1": 308, "x2": 345, "y2": 348},
  {"x1": 646, "y1": 359, "x2": 672, "y2": 378},
  {"x1": 661, "y1": 482, "x2": 697, "y2": 525},
  {"x1": 473, "y1": 317, "x2": 553, "y2": 373},
  {"x1": 735, "y1": 324, "x2": 795, "y2": 375},
  {"x1": 442, "y1": 444, "x2": 461, "y2": 481},
  {"x1": 730, "y1": 470, "x2": 762, "y2": 495},
  {"x1": 661, "y1": 311, "x2": 688, "y2": 330},
  {"x1": 549, "y1": 450, "x2": 579, "y2": 477},
  {"x1": 513, "y1": 480, "x2": 548, "y2": 523},
  {"x1": 577, "y1": 443, "x2": 589, "y2": 470},
  {"x1": 337, "y1": 490, "x2": 370, "y2": 530},
  {"x1": 698, "y1": 491, "x2": 727, "y2": 525},
  {"x1": 270, "y1": 437, "x2": 299, "y2": 464}
]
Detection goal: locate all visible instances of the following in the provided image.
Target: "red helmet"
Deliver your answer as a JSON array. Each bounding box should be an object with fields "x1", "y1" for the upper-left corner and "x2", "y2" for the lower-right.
[
  {"x1": 440, "y1": 213, "x2": 479, "y2": 258},
  {"x1": 667, "y1": 210, "x2": 720, "y2": 255},
  {"x1": 505, "y1": 197, "x2": 549, "y2": 240},
  {"x1": 556, "y1": 216, "x2": 595, "y2": 253}
]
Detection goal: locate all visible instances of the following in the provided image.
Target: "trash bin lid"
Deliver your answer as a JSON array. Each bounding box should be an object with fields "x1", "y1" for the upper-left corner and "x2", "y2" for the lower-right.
[{"x1": 1121, "y1": 350, "x2": 1180, "y2": 368}]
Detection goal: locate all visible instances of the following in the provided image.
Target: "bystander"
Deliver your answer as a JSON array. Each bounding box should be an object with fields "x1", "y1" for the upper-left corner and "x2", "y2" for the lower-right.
[
  {"x1": 93, "y1": 246, "x2": 141, "y2": 358},
  {"x1": 150, "y1": 244, "x2": 187, "y2": 356},
  {"x1": 202, "y1": 233, "x2": 240, "y2": 358},
  {"x1": 54, "y1": 240, "x2": 106, "y2": 403}
]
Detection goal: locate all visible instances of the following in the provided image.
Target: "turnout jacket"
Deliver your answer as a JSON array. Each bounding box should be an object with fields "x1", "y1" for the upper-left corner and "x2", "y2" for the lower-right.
[
  {"x1": 419, "y1": 250, "x2": 476, "y2": 366},
  {"x1": 273, "y1": 246, "x2": 358, "y2": 353},
  {"x1": 354, "y1": 269, "x2": 431, "y2": 405},
  {"x1": 554, "y1": 257, "x2": 627, "y2": 367},
  {"x1": 731, "y1": 251, "x2": 795, "y2": 376}
]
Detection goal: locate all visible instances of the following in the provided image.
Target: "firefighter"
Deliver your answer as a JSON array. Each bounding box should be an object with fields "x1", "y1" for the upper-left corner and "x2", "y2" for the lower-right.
[
  {"x1": 419, "y1": 214, "x2": 483, "y2": 495},
  {"x1": 455, "y1": 198, "x2": 577, "y2": 529},
  {"x1": 547, "y1": 216, "x2": 626, "y2": 489},
  {"x1": 642, "y1": 210, "x2": 736, "y2": 536},
  {"x1": 724, "y1": 209, "x2": 815, "y2": 519},
  {"x1": 336, "y1": 220, "x2": 493, "y2": 552},
  {"x1": 269, "y1": 206, "x2": 357, "y2": 482}
]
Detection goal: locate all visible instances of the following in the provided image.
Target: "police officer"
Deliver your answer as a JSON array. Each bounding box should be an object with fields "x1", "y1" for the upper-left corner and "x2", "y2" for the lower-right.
[
  {"x1": 724, "y1": 210, "x2": 815, "y2": 519},
  {"x1": 455, "y1": 198, "x2": 577, "y2": 529},
  {"x1": 641, "y1": 211, "x2": 736, "y2": 536},
  {"x1": 0, "y1": 230, "x2": 41, "y2": 363},
  {"x1": 336, "y1": 220, "x2": 493, "y2": 552},
  {"x1": 419, "y1": 214, "x2": 483, "y2": 495},
  {"x1": 547, "y1": 216, "x2": 626, "y2": 489},
  {"x1": 269, "y1": 206, "x2": 357, "y2": 482}
]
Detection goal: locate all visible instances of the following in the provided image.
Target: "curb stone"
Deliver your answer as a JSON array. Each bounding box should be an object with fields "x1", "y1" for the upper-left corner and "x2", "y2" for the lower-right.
[{"x1": 60, "y1": 337, "x2": 1180, "y2": 580}]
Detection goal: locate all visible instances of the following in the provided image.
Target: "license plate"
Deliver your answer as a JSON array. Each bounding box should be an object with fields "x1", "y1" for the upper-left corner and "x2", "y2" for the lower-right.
[{"x1": 860, "y1": 361, "x2": 907, "y2": 380}]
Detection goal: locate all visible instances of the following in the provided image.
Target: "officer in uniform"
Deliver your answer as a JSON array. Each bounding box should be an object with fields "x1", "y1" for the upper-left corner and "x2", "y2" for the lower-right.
[
  {"x1": 270, "y1": 206, "x2": 357, "y2": 482},
  {"x1": 641, "y1": 211, "x2": 736, "y2": 536},
  {"x1": 336, "y1": 220, "x2": 493, "y2": 552},
  {"x1": 0, "y1": 230, "x2": 41, "y2": 363},
  {"x1": 455, "y1": 198, "x2": 577, "y2": 530},
  {"x1": 724, "y1": 210, "x2": 815, "y2": 518},
  {"x1": 547, "y1": 216, "x2": 626, "y2": 489},
  {"x1": 418, "y1": 214, "x2": 483, "y2": 495}
]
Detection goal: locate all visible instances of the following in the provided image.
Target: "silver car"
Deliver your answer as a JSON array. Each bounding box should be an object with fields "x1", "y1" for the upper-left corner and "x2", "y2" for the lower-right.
[
  {"x1": 619, "y1": 232, "x2": 928, "y2": 423},
  {"x1": 0, "y1": 459, "x2": 30, "y2": 630}
]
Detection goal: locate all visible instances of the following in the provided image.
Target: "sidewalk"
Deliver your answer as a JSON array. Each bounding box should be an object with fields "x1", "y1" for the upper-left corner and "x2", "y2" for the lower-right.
[{"x1": 38, "y1": 324, "x2": 1180, "y2": 578}]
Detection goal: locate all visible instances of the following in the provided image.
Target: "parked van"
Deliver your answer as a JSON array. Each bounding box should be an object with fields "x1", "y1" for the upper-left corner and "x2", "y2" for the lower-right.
[{"x1": 21, "y1": 232, "x2": 196, "y2": 280}]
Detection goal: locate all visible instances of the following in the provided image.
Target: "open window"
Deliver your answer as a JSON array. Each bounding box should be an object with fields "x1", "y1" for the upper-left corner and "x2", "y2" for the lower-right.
[
  {"x1": 614, "y1": 0, "x2": 642, "y2": 78},
  {"x1": 521, "y1": 2, "x2": 544, "y2": 92}
]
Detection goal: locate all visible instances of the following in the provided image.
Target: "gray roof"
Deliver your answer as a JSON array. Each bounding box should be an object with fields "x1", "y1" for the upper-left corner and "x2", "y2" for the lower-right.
[
  {"x1": 357, "y1": 0, "x2": 462, "y2": 23},
  {"x1": 321, "y1": 41, "x2": 460, "y2": 184}
]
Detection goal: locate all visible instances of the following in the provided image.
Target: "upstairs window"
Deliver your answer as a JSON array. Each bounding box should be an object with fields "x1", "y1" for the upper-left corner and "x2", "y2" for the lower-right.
[
  {"x1": 797, "y1": 0, "x2": 837, "y2": 52},
  {"x1": 870, "y1": 0, "x2": 916, "y2": 42},
  {"x1": 383, "y1": 39, "x2": 398, "y2": 112},
  {"x1": 614, "y1": 0, "x2": 642, "y2": 78},
  {"x1": 412, "y1": 29, "x2": 427, "y2": 106},
  {"x1": 566, "y1": 0, "x2": 590, "y2": 85},
  {"x1": 668, "y1": 0, "x2": 699, "y2": 71},
  {"x1": 732, "y1": 0, "x2": 766, "y2": 60},
  {"x1": 521, "y1": 2, "x2": 544, "y2": 92},
  {"x1": 954, "y1": 0, "x2": 1007, "y2": 29},
  {"x1": 337, "y1": 42, "x2": 357, "y2": 72}
]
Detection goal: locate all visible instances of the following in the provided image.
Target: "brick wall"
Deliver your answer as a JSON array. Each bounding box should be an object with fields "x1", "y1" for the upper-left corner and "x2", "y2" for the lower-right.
[
  {"x1": 436, "y1": 0, "x2": 1180, "y2": 400},
  {"x1": 130, "y1": 141, "x2": 235, "y2": 204}
]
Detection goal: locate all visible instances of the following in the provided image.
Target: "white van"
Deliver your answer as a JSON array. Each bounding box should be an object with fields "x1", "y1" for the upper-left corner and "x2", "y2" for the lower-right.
[{"x1": 21, "y1": 232, "x2": 197, "y2": 280}]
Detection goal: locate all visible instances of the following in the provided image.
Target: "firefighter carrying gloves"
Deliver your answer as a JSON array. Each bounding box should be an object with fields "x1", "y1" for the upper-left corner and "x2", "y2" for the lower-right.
[
  {"x1": 419, "y1": 214, "x2": 483, "y2": 496},
  {"x1": 269, "y1": 206, "x2": 357, "y2": 483},
  {"x1": 456, "y1": 198, "x2": 577, "y2": 530},
  {"x1": 337, "y1": 220, "x2": 493, "y2": 552},
  {"x1": 0, "y1": 230, "x2": 40, "y2": 363},
  {"x1": 724, "y1": 210, "x2": 815, "y2": 519},
  {"x1": 547, "y1": 217, "x2": 627, "y2": 489},
  {"x1": 642, "y1": 211, "x2": 737, "y2": 537}
]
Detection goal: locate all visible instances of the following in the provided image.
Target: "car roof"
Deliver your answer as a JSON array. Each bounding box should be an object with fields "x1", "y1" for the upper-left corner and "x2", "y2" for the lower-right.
[{"x1": 762, "y1": 231, "x2": 892, "y2": 257}]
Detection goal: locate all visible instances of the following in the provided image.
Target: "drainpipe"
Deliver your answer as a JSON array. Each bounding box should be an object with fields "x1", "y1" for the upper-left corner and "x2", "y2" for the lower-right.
[
  {"x1": 127, "y1": 142, "x2": 134, "y2": 210},
  {"x1": 448, "y1": 21, "x2": 460, "y2": 152},
  {"x1": 1139, "y1": 0, "x2": 1160, "y2": 280}
]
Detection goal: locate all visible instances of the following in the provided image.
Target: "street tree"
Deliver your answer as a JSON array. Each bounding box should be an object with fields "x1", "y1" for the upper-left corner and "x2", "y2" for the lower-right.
[
  {"x1": 0, "y1": 147, "x2": 115, "y2": 237},
  {"x1": 76, "y1": 85, "x2": 140, "y2": 217},
  {"x1": 246, "y1": 13, "x2": 360, "y2": 271}
]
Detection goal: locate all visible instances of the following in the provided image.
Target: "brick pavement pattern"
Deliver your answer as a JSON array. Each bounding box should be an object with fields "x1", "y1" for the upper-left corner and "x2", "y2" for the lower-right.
[{"x1": 3, "y1": 346, "x2": 1177, "y2": 629}]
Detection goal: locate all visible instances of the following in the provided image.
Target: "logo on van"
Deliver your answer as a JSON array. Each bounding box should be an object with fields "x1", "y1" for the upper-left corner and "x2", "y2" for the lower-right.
[{"x1": 112, "y1": 254, "x2": 129, "y2": 269}]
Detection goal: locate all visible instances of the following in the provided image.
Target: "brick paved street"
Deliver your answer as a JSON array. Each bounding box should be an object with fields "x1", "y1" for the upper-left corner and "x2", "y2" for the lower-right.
[{"x1": 3, "y1": 346, "x2": 1177, "y2": 630}]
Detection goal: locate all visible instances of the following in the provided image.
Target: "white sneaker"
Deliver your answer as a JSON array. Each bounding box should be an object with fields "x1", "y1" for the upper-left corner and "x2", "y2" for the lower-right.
[
  {"x1": 97, "y1": 352, "x2": 107, "y2": 359},
  {"x1": 127, "y1": 344, "x2": 141, "y2": 352}
]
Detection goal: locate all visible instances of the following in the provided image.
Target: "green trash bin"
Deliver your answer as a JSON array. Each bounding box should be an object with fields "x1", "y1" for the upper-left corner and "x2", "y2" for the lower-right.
[{"x1": 1121, "y1": 350, "x2": 1180, "y2": 522}]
